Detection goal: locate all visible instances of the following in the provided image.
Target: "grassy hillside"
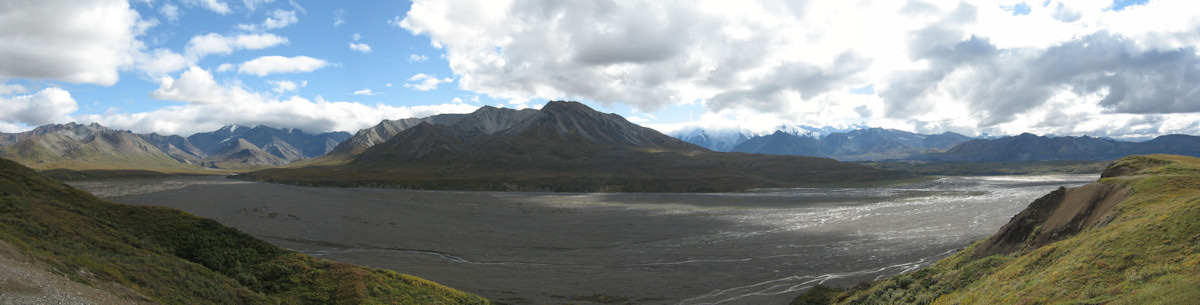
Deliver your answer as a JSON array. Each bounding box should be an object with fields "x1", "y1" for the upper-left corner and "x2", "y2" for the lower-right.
[
  {"x1": 0, "y1": 157, "x2": 489, "y2": 304},
  {"x1": 794, "y1": 154, "x2": 1200, "y2": 304}
]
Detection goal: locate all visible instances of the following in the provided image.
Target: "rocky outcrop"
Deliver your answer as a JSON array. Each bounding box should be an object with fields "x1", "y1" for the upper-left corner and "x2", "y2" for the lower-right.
[{"x1": 972, "y1": 182, "x2": 1128, "y2": 258}]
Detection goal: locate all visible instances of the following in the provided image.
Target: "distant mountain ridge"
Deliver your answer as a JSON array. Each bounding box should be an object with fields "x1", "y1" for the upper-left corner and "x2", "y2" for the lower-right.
[
  {"x1": 0, "y1": 123, "x2": 186, "y2": 170},
  {"x1": 915, "y1": 133, "x2": 1200, "y2": 161},
  {"x1": 669, "y1": 124, "x2": 863, "y2": 152},
  {"x1": 727, "y1": 128, "x2": 972, "y2": 161},
  {"x1": 0, "y1": 123, "x2": 350, "y2": 170},
  {"x1": 681, "y1": 126, "x2": 1200, "y2": 162}
]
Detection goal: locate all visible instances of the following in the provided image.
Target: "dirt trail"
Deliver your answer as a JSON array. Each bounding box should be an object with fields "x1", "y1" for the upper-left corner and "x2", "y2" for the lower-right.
[{"x1": 0, "y1": 239, "x2": 144, "y2": 305}]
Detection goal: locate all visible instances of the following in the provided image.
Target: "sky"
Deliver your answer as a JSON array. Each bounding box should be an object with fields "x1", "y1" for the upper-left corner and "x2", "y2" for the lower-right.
[{"x1": 1, "y1": 0, "x2": 1198, "y2": 140}]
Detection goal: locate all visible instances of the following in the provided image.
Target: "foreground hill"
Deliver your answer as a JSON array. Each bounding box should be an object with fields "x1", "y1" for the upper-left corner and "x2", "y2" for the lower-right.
[
  {"x1": 0, "y1": 157, "x2": 489, "y2": 304},
  {"x1": 794, "y1": 154, "x2": 1200, "y2": 304},
  {"x1": 248, "y1": 101, "x2": 915, "y2": 192}
]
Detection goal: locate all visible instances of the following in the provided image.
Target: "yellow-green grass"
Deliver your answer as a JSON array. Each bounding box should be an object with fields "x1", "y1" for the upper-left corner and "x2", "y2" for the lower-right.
[
  {"x1": 0, "y1": 157, "x2": 489, "y2": 304},
  {"x1": 795, "y1": 154, "x2": 1200, "y2": 304}
]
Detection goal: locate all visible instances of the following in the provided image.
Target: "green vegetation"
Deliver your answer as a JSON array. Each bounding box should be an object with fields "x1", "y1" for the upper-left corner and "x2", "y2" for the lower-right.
[
  {"x1": 0, "y1": 157, "x2": 489, "y2": 304},
  {"x1": 858, "y1": 160, "x2": 1111, "y2": 176},
  {"x1": 245, "y1": 149, "x2": 920, "y2": 193},
  {"x1": 37, "y1": 168, "x2": 197, "y2": 181},
  {"x1": 794, "y1": 154, "x2": 1200, "y2": 304}
]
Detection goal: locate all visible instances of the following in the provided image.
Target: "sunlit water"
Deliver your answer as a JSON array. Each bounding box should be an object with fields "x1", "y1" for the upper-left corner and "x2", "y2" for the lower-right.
[{"x1": 93, "y1": 174, "x2": 1096, "y2": 305}]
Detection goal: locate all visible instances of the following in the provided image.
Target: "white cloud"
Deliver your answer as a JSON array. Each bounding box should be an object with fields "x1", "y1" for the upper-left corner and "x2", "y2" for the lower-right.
[
  {"x1": 84, "y1": 67, "x2": 477, "y2": 135},
  {"x1": 353, "y1": 88, "x2": 378, "y2": 96},
  {"x1": 352, "y1": 33, "x2": 362, "y2": 41},
  {"x1": 0, "y1": 88, "x2": 79, "y2": 128},
  {"x1": 404, "y1": 73, "x2": 453, "y2": 91},
  {"x1": 333, "y1": 8, "x2": 347, "y2": 27},
  {"x1": 160, "y1": 3, "x2": 181, "y2": 22},
  {"x1": 184, "y1": 33, "x2": 289, "y2": 60},
  {"x1": 135, "y1": 48, "x2": 190, "y2": 77},
  {"x1": 216, "y1": 63, "x2": 235, "y2": 72},
  {"x1": 408, "y1": 54, "x2": 429, "y2": 62},
  {"x1": 0, "y1": 0, "x2": 144, "y2": 86},
  {"x1": 183, "y1": 0, "x2": 232, "y2": 15},
  {"x1": 268, "y1": 80, "x2": 304, "y2": 94},
  {"x1": 288, "y1": 0, "x2": 306, "y2": 16},
  {"x1": 237, "y1": 56, "x2": 327, "y2": 76},
  {"x1": 238, "y1": 9, "x2": 298, "y2": 31},
  {"x1": 400, "y1": 0, "x2": 1200, "y2": 138},
  {"x1": 349, "y1": 43, "x2": 372, "y2": 53},
  {"x1": 0, "y1": 83, "x2": 27, "y2": 95},
  {"x1": 241, "y1": 0, "x2": 275, "y2": 11}
]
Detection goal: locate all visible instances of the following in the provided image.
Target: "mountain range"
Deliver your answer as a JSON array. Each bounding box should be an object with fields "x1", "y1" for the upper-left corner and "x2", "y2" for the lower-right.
[
  {"x1": 246, "y1": 101, "x2": 913, "y2": 192},
  {"x1": 728, "y1": 128, "x2": 973, "y2": 161},
  {"x1": 680, "y1": 126, "x2": 1200, "y2": 162},
  {"x1": 0, "y1": 123, "x2": 349, "y2": 170},
  {"x1": 669, "y1": 124, "x2": 864, "y2": 152},
  {"x1": 0, "y1": 123, "x2": 186, "y2": 170},
  {"x1": 913, "y1": 133, "x2": 1200, "y2": 161},
  {"x1": 5, "y1": 104, "x2": 1199, "y2": 175}
]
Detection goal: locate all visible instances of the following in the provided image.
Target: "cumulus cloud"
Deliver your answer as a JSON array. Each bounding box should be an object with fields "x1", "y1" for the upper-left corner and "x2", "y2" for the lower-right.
[
  {"x1": 184, "y1": 33, "x2": 289, "y2": 59},
  {"x1": 353, "y1": 88, "x2": 379, "y2": 96},
  {"x1": 408, "y1": 54, "x2": 429, "y2": 62},
  {"x1": 349, "y1": 43, "x2": 372, "y2": 53},
  {"x1": 136, "y1": 48, "x2": 190, "y2": 78},
  {"x1": 88, "y1": 67, "x2": 477, "y2": 135},
  {"x1": 0, "y1": 88, "x2": 79, "y2": 128},
  {"x1": 399, "y1": 0, "x2": 883, "y2": 111},
  {"x1": 402, "y1": 0, "x2": 1200, "y2": 138},
  {"x1": 404, "y1": 73, "x2": 453, "y2": 91},
  {"x1": 237, "y1": 56, "x2": 327, "y2": 76},
  {"x1": 0, "y1": 0, "x2": 143, "y2": 86},
  {"x1": 0, "y1": 84, "x2": 27, "y2": 95}
]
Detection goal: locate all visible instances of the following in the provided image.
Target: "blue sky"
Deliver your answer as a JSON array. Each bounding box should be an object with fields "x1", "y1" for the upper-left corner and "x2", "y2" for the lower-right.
[{"x1": 1, "y1": 0, "x2": 1195, "y2": 139}]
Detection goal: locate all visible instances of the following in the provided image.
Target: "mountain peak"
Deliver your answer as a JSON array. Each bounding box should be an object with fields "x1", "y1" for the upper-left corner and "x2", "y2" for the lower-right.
[{"x1": 540, "y1": 100, "x2": 594, "y2": 114}]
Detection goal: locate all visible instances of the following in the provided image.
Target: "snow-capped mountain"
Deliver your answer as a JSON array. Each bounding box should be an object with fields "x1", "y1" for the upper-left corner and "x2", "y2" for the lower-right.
[{"x1": 668, "y1": 124, "x2": 867, "y2": 152}]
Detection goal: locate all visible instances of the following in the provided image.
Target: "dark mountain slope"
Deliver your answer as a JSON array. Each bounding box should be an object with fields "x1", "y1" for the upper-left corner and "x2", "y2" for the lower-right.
[
  {"x1": 318, "y1": 106, "x2": 539, "y2": 161},
  {"x1": 201, "y1": 138, "x2": 288, "y2": 168},
  {"x1": 139, "y1": 133, "x2": 205, "y2": 164},
  {"x1": 184, "y1": 125, "x2": 350, "y2": 161},
  {"x1": 732, "y1": 131, "x2": 821, "y2": 156},
  {"x1": 0, "y1": 157, "x2": 489, "y2": 304},
  {"x1": 247, "y1": 101, "x2": 914, "y2": 192}
]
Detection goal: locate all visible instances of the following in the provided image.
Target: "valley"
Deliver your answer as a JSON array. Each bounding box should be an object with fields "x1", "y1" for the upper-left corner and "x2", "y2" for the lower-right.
[{"x1": 81, "y1": 174, "x2": 1095, "y2": 304}]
